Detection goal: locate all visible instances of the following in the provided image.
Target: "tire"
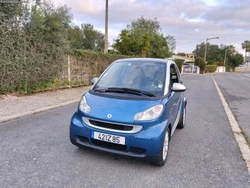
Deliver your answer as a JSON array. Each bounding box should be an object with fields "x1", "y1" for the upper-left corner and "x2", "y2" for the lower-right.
[
  {"x1": 152, "y1": 128, "x2": 170, "y2": 166},
  {"x1": 177, "y1": 104, "x2": 186, "y2": 129}
]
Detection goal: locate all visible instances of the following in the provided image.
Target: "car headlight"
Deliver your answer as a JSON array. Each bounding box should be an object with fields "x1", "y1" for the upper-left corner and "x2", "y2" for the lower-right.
[
  {"x1": 79, "y1": 96, "x2": 91, "y2": 114},
  {"x1": 134, "y1": 104, "x2": 163, "y2": 121}
]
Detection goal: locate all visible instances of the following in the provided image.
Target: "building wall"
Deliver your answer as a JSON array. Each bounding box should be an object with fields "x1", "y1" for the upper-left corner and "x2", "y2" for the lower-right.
[
  {"x1": 216, "y1": 66, "x2": 226, "y2": 73},
  {"x1": 235, "y1": 63, "x2": 250, "y2": 72}
]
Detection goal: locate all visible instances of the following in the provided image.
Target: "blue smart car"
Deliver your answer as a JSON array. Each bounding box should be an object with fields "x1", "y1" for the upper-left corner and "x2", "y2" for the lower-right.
[{"x1": 70, "y1": 58, "x2": 187, "y2": 166}]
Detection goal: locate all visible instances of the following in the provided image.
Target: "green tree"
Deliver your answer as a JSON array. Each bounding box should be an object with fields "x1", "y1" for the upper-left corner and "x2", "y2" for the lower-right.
[
  {"x1": 81, "y1": 23, "x2": 105, "y2": 51},
  {"x1": 127, "y1": 16, "x2": 161, "y2": 38},
  {"x1": 223, "y1": 45, "x2": 243, "y2": 71},
  {"x1": 193, "y1": 43, "x2": 224, "y2": 64},
  {"x1": 81, "y1": 24, "x2": 97, "y2": 50},
  {"x1": 0, "y1": 0, "x2": 22, "y2": 26},
  {"x1": 112, "y1": 29, "x2": 140, "y2": 55},
  {"x1": 193, "y1": 43, "x2": 206, "y2": 59},
  {"x1": 147, "y1": 34, "x2": 170, "y2": 58},
  {"x1": 141, "y1": 34, "x2": 150, "y2": 57},
  {"x1": 95, "y1": 31, "x2": 105, "y2": 51},
  {"x1": 113, "y1": 17, "x2": 173, "y2": 58},
  {"x1": 227, "y1": 53, "x2": 244, "y2": 71},
  {"x1": 177, "y1": 52, "x2": 186, "y2": 56},
  {"x1": 193, "y1": 42, "x2": 243, "y2": 71},
  {"x1": 68, "y1": 25, "x2": 82, "y2": 49},
  {"x1": 165, "y1": 35, "x2": 176, "y2": 53}
]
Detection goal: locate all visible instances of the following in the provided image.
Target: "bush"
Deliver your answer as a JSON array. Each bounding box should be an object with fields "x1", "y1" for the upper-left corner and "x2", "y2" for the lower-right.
[
  {"x1": 194, "y1": 57, "x2": 206, "y2": 74},
  {"x1": 205, "y1": 65, "x2": 217, "y2": 73}
]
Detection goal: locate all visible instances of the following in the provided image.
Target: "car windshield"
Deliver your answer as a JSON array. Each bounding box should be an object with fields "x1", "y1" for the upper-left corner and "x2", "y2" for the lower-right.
[{"x1": 93, "y1": 60, "x2": 166, "y2": 97}]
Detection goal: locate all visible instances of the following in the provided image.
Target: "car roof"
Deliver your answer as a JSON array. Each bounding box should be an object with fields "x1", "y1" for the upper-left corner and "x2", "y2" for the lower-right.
[{"x1": 114, "y1": 58, "x2": 173, "y2": 64}]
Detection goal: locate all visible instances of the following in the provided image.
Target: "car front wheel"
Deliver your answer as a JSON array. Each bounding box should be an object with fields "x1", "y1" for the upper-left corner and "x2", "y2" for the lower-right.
[
  {"x1": 177, "y1": 104, "x2": 186, "y2": 129},
  {"x1": 152, "y1": 128, "x2": 170, "y2": 166}
]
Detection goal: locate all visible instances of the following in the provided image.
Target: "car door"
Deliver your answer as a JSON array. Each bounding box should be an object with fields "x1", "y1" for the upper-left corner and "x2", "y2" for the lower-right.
[{"x1": 168, "y1": 63, "x2": 182, "y2": 132}]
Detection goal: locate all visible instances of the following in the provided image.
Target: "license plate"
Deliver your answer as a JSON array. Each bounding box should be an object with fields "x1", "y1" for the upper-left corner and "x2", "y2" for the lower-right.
[{"x1": 91, "y1": 131, "x2": 125, "y2": 145}]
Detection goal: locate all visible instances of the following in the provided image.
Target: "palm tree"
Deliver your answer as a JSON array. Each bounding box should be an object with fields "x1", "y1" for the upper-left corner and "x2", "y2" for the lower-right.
[
  {"x1": 242, "y1": 40, "x2": 250, "y2": 55},
  {"x1": 242, "y1": 40, "x2": 250, "y2": 65}
]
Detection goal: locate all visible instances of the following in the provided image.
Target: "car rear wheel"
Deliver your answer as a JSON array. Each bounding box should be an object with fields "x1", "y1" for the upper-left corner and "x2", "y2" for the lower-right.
[
  {"x1": 177, "y1": 104, "x2": 186, "y2": 129},
  {"x1": 152, "y1": 128, "x2": 170, "y2": 166}
]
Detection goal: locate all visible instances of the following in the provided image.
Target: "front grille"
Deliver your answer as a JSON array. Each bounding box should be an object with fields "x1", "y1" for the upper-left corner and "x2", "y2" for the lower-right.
[
  {"x1": 83, "y1": 117, "x2": 142, "y2": 134},
  {"x1": 89, "y1": 119, "x2": 133, "y2": 131},
  {"x1": 91, "y1": 139, "x2": 127, "y2": 151}
]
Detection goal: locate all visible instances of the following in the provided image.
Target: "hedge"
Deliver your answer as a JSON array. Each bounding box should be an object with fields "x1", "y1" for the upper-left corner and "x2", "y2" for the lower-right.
[
  {"x1": 205, "y1": 65, "x2": 217, "y2": 73},
  {"x1": 0, "y1": 49, "x2": 132, "y2": 94}
]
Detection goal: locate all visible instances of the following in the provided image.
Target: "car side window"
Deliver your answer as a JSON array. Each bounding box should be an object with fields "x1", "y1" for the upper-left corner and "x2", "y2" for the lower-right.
[
  {"x1": 174, "y1": 64, "x2": 183, "y2": 84},
  {"x1": 169, "y1": 64, "x2": 179, "y2": 88}
]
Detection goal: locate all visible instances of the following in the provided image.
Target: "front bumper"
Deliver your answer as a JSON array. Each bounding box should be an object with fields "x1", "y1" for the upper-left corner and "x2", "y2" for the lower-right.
[{"x1": 70, "y1": 112, "x2": 168, "y2": 158}]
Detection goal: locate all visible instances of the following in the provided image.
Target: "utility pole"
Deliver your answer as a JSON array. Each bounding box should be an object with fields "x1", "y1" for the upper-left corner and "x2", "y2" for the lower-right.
[
  {"x1": 223, "y1": 49, "x2": 227, "y2": 72},
  {"x1": 104, "y1": 0, "x2": 108, "y2": 53},
  {"x1": 204, "y1": 38, "x2": 208, "y2": 63},
  {"x1": 204, "y1": 37, "x2": 219, "y2": 63}
]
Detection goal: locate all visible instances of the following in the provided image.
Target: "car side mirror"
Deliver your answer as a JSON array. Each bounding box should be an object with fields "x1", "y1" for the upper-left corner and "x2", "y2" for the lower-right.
[
  {"x1": 172, "y1": 83, "x2": 186, "y2": 92},
  {"x1": 91, "y1": 77, "x2": 98, "y2": 85}
]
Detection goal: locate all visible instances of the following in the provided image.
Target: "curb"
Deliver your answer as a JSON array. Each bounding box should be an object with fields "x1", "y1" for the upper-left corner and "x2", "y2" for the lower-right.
[{"x1": 0, "y1": 99, "x2": 79, "y2": 123}]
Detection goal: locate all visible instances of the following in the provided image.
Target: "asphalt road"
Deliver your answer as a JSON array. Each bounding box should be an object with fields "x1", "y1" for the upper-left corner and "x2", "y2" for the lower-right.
[
  {"x1": 214, "y1": 72, "x2": 250, "y2": 143},
  {"x1": 0, "y1": 74, "x2": 250, "y2": 188}
]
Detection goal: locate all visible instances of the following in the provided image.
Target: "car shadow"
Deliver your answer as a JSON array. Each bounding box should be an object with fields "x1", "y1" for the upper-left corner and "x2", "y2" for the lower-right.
[{"x1": 71, "y1": 145, "x2": 162, "y2": 168}]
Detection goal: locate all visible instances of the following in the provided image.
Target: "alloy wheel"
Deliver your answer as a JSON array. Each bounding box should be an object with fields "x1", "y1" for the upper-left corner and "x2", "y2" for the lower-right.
[{"x1": 162, "y1": 130, "x2": 169, "y2": 161}]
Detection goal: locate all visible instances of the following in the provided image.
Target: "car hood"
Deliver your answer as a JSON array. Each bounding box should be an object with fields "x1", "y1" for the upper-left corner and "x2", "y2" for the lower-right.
[{"x1": 84, "y1": 92, "x2": 162, "y2": 124}]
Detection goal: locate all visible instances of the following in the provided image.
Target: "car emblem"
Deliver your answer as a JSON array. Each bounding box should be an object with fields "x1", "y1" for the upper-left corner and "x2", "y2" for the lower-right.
[{"x1": 107, "y1": 114, "x2": 112, "y2": 118}]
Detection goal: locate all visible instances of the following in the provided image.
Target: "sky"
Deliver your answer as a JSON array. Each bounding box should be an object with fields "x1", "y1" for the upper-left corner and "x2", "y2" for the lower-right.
[{"x1": 52, "y1": 0, "x2": 250, "y2": 54}]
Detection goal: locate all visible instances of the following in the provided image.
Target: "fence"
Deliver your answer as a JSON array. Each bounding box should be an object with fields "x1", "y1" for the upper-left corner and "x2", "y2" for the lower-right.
[{"x1": 181, "y1": 64, "x2": 200, "y2": 74}]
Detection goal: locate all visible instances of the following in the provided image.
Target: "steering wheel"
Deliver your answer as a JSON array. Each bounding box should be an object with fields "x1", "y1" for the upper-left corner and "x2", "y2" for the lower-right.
[{"x1": 145, "y1": 77, "x2": 163, "y2": 88}]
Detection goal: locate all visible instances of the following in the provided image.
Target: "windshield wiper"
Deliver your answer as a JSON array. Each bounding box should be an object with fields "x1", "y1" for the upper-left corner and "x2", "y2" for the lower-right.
[
  {"x1": 93, "y1": 88, "x2": 106, "y2": 93},
  {"x1": 106, "y1": 87, "x2": 155, "y2": 97}
]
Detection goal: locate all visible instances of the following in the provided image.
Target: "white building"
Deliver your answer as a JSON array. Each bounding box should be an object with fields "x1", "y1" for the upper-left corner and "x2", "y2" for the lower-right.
[{"x1": 216, "y1": 66, "x2": 226, "y2": 73}]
